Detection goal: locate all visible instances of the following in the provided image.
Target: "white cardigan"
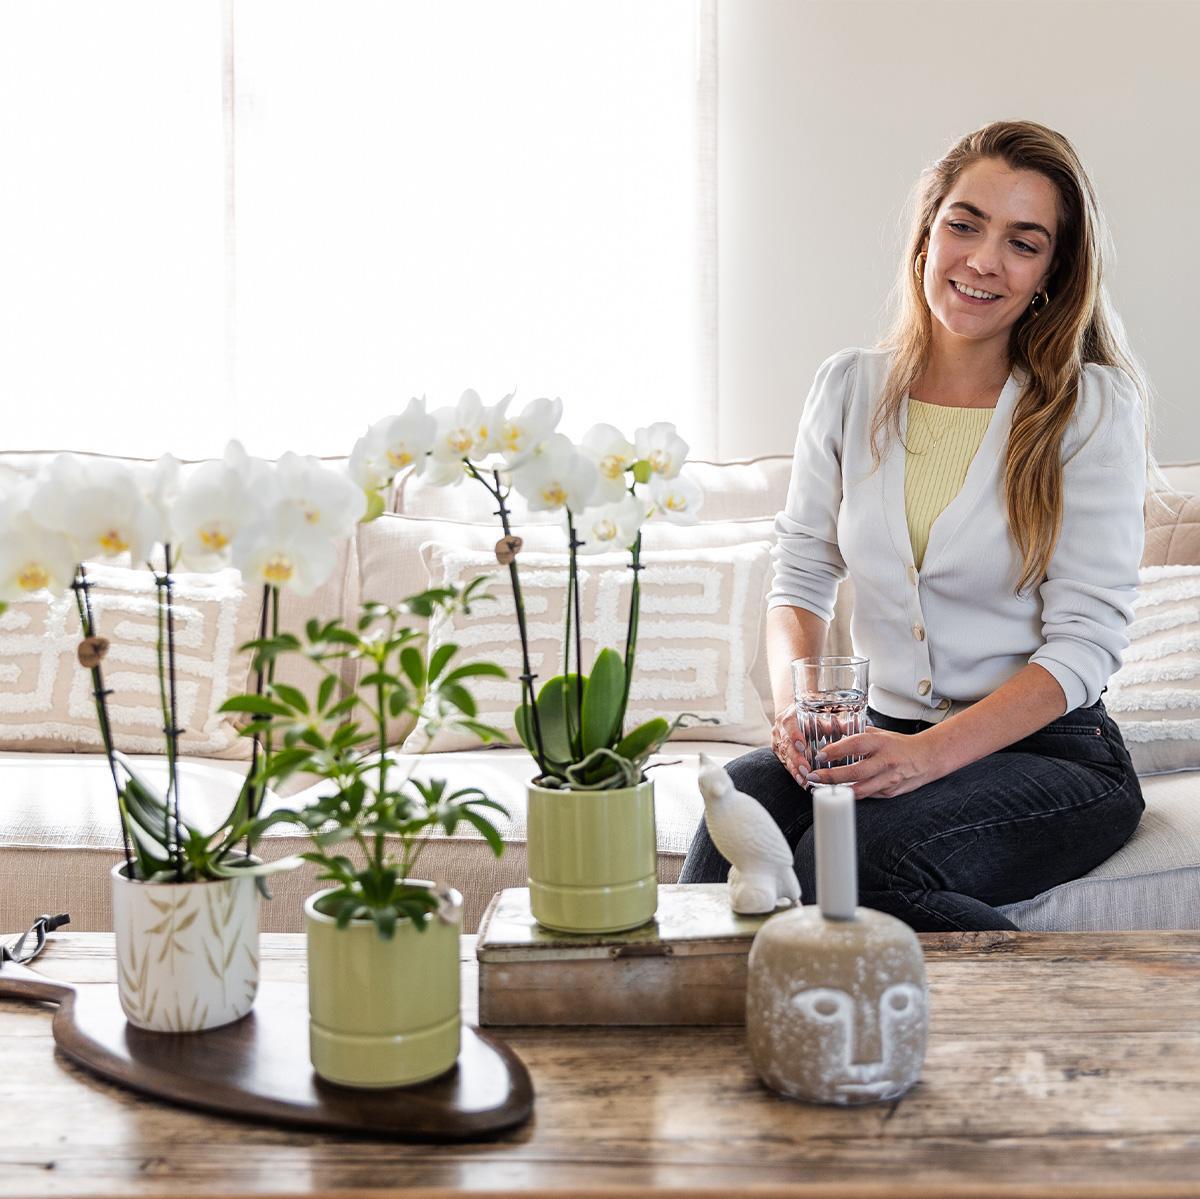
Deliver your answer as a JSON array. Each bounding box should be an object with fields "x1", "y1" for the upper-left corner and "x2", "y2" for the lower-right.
[{"x1": 768, "y1": 347, "x2": 1146, "y2": 721}]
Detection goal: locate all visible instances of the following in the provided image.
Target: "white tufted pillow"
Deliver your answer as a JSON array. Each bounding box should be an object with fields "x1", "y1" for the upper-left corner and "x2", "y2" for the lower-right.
[{"x1": 1106, "y1": 564, "x2": 1200, "y2": 775}]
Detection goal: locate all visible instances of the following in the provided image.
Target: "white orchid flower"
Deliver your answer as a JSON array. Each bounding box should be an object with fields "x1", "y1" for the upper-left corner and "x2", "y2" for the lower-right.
[
  {"x1": 373, "y1": 396, "x2": 438, "y2": 475},
  {"x1": 232, "y1": 501, "x2": 336, "y2": 597},
  {"x1": 510, "y1": 433, "x2": 598, "y2": 514},
  {"x1": 0, "y1": 502, "x2": 78, "y2": 603},
  {"x1": 648, "y1": 473, "x2": 702, "y2": 524},
  {"x1": 499, "y1": 396, "x2": 563, "y2": 467},
  {"x1": 348, "y1": 426, "x2": 392, "y2": 494},
  {"x1": 581, "y1": 423, "x2": 637, "y2": 504},
  {"x1": 469, "y1": 390, "x2": 513, "y2": 460},
  {"x1": 131, "y1": 454, "x2": 182, "y2": 566},
  {"x1": 574, "y1": 493, "x2": 647, "y2": 555},
  {"x1": 430, "y1": 390, "x2": 488, "y2": 463},
  {"x1": 276, "y1": 452, "x2": 366, "y2": 542},
  {"x1": 34, "y1": 454, "x2": 158, "y2": 565},
  {"x1": 634, "y1": 421, "x2": 689, "y2": 480},
  {"x1": 423, "y1": 453, "x2": 470, "y2": 488},
  {"x1": 173, "y1": 441, "x2": 272, "y2": 571}
]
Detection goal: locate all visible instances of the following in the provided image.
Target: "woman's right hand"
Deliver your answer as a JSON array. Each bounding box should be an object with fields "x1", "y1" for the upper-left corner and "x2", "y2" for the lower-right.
[{"x1": 771, "y1": 704, "x2": 812, "y2": 786}]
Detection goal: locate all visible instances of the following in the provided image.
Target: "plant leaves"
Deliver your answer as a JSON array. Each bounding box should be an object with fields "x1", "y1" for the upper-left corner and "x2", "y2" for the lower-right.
[
  {"x1": 440, "y1": 662, "x2": 508, "y2": 685},
  {"x1": 615, "y1": 717, "x2": 670, "y2": 762},
  {"x1": 218, "y1": 695, "x2": 293, "y2": 718},
  {"x1": 581, "y1": 647, "x2": 625, "y2": 754},
  {"x1": 315, "y1": 674, "x2": 337, "y2": 714},
  {"x1": 535, "y1": 674, "x2": 584, "y2": 764},
  {"x1": 399, "y1": 646, "x2": 425, "y2": 690},
  {"x1": 439, "y1": 682, "x2": 477, "y2": 718},
  {"x1": 428, "y1": 641, "x2": 458, "y2": 683}
]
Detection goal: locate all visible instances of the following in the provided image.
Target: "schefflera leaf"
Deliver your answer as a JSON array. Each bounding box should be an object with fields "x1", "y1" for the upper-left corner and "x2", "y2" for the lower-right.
[{"x1": 581, "y1": 647, "x2": 625, "y2": 754}]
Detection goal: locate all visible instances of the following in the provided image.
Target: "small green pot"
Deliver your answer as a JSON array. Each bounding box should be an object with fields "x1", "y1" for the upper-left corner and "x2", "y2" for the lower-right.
[
  {"x1": 526, "y1": 777, "x2": 658, "y2": 934},
  {"x1": 304, "y1": 885, "x2": 462, "y2": 1089}
]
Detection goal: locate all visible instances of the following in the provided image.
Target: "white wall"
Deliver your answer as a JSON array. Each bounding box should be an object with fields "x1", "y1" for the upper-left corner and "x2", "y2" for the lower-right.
[{"x1": 716, "y1": 0, "x2": 1200, "y2": 462}]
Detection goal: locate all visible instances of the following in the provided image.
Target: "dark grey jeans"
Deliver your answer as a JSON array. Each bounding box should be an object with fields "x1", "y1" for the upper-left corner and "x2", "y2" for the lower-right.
[{"x1": 679, "y1": 699, "x2": 1145, "y2": 931}]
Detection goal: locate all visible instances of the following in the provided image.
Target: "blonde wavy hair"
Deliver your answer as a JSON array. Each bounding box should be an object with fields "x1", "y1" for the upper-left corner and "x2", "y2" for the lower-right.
[{"x1": 874, "y1": 120, "x2": 1160, "y2": 594}]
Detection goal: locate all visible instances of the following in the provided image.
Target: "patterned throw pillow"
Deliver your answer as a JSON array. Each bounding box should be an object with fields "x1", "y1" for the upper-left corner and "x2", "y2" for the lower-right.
[
  {"x1": 0, "y1": 563, "x2": 262, "y2": 758},
  {"x1": 1106, "y1": 564, "x2": 1200, "y2": 775},
  {"x1": 403, "y1": 540, "x2": 774, "y2": 753}
]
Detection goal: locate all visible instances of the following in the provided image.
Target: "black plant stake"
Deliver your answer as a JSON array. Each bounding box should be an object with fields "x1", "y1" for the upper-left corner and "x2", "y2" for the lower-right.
[
  {"x1": 462, "y1": 463, "x2": 548, "y2": 776},
  {"x1": 246, "y1": 582, "x2": 272, "y2": 860},
  {"x1": 565, "y1": 512, "x2": 585, "y2": 736},
  {"x1": 72, "y1": 568, "x2": 134, "y2": 875},
  {"x1": 615, "y1": 523, "x2": 644, "y2": 735},
  {"x1": 164, "y1": 552, "x2": 184, "y2": 880}
]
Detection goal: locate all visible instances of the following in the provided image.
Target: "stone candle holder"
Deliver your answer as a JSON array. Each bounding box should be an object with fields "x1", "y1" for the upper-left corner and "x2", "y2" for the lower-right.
[{"x1": 746, "y1": 784, "x2": 929, "y2": 1105}]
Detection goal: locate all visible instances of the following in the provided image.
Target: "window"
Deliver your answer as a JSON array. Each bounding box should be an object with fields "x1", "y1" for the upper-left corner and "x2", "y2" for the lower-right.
[{"x1": 0, "y1": 1, "x2": 713, "y2": 459}]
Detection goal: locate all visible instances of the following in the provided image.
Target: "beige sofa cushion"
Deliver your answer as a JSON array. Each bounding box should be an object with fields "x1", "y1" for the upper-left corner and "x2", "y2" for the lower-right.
[
  {"x1": 1144, "y1": 489, "x2": 1200, "y2": 569},
  {"x1": 998, "y1": 770, "x2": 1200, "y2": 930}
]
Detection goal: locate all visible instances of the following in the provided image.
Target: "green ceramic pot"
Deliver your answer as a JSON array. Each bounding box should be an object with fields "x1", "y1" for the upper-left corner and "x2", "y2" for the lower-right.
[
  {"x1": 526, "y1": 778, "x2": 658, "y2": 934},
  {"x1": 304, "y1": 885, "x2": 462, "y2": 1088}
]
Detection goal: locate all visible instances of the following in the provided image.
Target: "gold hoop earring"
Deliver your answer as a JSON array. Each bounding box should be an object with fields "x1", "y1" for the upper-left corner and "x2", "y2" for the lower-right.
[
  {"x1": 1029, "y1": 289, "x2": 1050, "y2": 315},
  {"x1": 913, "y1": 251, "x2": 927, "y2": 282}
]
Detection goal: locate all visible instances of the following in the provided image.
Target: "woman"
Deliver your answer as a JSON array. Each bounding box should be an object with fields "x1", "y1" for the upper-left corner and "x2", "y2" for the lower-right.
[{"x1": 680, "y1": 120, "x2": 1157, "y2": 932}]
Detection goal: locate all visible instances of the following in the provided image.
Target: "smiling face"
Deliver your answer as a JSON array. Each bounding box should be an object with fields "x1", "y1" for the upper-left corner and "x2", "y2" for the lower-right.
[{"x1": 922, "y1": 156, "x2": 1059, "y2": 351}]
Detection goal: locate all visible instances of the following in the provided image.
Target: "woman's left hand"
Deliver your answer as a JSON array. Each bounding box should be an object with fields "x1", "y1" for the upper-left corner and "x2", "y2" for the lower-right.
[{"x1": 806, "y1": 729, "x2": 948, "y2": 799}]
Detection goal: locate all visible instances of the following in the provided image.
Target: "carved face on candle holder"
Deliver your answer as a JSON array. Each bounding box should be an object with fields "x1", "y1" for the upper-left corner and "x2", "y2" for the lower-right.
[
  {"x1": 745, "y1": 783, "x2": 929, "y2": 1105},
  {"x1": 747, "y1": 906, "x2": 928, "y2": 1104}
]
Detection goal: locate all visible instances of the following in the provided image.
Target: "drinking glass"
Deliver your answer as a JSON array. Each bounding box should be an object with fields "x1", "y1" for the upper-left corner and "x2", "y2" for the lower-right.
[{"x1": 791, "y1": 656, "x2": 870, "y2": 768}]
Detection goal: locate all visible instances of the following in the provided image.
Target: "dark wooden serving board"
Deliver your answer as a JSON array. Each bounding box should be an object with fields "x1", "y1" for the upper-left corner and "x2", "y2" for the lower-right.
[{"x1": 0, "y1": 957, "x2": 533, "y2": 1139}]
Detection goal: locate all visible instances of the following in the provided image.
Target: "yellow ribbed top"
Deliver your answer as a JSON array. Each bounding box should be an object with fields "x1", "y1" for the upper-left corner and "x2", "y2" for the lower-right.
[{"x1": 904, "y1": 399, "x2": 994, "y2": 570}]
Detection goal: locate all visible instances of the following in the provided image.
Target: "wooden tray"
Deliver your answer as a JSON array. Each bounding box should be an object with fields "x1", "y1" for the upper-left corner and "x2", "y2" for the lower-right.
[{"x1": 0, "y1": 957, "x2": 533, "y2": 1139}]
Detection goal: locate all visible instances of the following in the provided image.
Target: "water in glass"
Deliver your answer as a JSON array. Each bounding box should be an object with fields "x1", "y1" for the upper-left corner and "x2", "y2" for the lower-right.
[{"x1": 796, "y1": 688, "x2": 868, "y2": 767}]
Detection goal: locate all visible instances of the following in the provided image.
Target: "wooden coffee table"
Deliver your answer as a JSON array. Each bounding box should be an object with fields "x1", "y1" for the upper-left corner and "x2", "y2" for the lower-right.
[{"x1": 1, "y1": 931, "x2": 1198, "y2": 1197}]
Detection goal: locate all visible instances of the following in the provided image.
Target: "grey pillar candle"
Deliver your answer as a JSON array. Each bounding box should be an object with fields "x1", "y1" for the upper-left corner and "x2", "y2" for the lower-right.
[
  {"x1": 813, "y1": 784, "x2": 856, "y2": 919},
  {"x1": 745, "y1": 783, "x2": 930, "y2": 1105}
]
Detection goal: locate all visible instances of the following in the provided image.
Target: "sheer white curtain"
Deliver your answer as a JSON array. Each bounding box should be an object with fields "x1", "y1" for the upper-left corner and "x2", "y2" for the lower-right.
[
  {"x1": 0, "y1": 1, "x2": 226, "y2": 457},
  {"x1": 0, "y1": 1, "x2": 713, "y2": 459}
]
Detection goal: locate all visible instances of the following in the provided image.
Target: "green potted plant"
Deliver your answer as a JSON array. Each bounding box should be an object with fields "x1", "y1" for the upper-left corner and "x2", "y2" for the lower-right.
[
  {"x1": 0, "y1": 446, "x2": 361, "y2": 1031},
  {"x1": 348, "y1": 393, "x2": 706, "y2": 934},
  {"x1": 232, "y1": 581, "x2": 509, "y2": 1088}
]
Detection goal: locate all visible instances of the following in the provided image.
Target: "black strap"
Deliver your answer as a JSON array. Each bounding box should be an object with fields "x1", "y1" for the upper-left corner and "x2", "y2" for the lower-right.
[{"x1": 0, "y1": 914, "x2": 70, "y2": 965}]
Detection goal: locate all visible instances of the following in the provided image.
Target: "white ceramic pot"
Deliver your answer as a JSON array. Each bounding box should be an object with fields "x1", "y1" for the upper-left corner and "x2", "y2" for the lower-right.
[{"x1": 110, "y1": 863, "x2": 260, "y2": 1032}]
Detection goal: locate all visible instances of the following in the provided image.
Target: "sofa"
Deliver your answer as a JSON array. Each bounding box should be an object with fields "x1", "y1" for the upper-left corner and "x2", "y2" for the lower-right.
[{"x1": 2, "y1": 449, "x2": 1198, "y2": 935}]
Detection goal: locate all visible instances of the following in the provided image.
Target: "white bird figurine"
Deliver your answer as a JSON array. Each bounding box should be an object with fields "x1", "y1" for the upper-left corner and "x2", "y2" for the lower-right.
[{"x1": 697, "y1": 753, "x2": 802, "y2": 915}]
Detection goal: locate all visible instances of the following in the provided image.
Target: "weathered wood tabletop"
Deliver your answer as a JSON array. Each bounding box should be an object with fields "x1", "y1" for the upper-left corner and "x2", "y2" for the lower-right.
[{"x1": 1, "y1": 931, "x2": 1198, "y2": 1199}]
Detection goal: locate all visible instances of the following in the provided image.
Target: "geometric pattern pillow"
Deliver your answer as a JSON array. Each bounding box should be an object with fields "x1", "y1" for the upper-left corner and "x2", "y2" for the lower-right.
[
  {"x1": 1106, "y1": 564, "x2": 1200, "y2": 776},
  {"x1": 0, "y1": 562, "x2": 262, "y2": 759},
  {"x1": 404, "y1": 540, "x2": 774, "y2": 753}
]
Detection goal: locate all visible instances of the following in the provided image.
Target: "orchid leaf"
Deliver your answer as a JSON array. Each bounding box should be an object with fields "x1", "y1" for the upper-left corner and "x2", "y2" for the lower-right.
[{"x1": 581, "y1": 647, "x2": 625, "y2": 754}]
